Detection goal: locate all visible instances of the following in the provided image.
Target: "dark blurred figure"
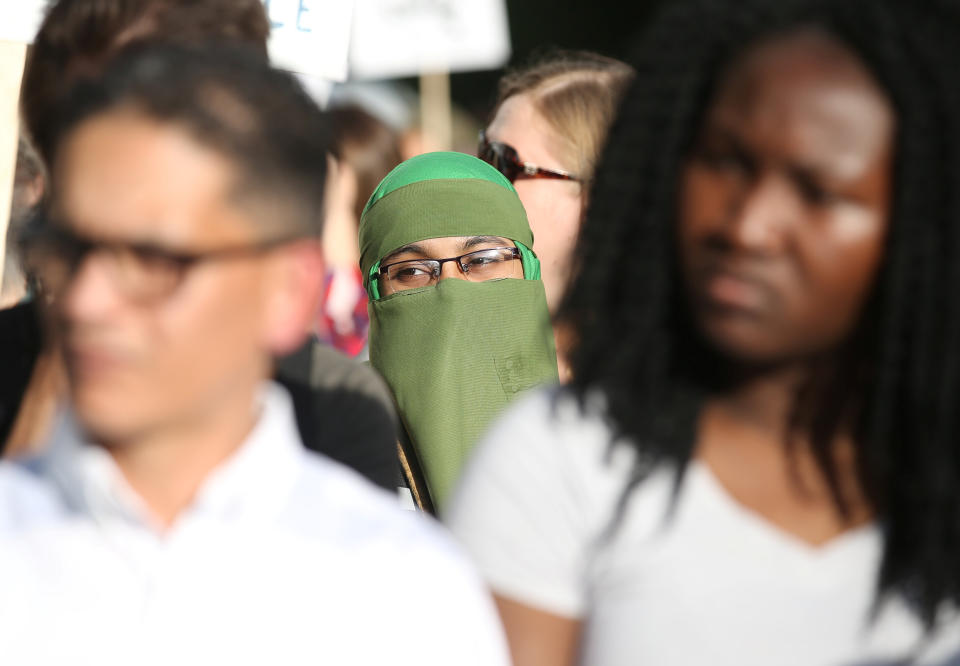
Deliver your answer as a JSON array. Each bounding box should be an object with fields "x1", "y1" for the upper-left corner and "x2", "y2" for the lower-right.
[
  {"x1": 0, "y1": 135, "x2": 55, "y2": 458},
  {"x1": 1, "y1": 135, "x2": 45, "y2": 308},
  {"x1": 449, "y1": 1, "x2": 960, "y2": 664},
  {"x1": 0, "y1": 45, "x2": 508, "y2": 663},
  {"x1": 479, "y1": 51, "x2": 633, "y2": 379},
  {"x1": 316, "y1": 105, "x2": 402, "y2": 358},
  {"x1": 3, "y1": 0, "x2": 398, "y2": 490}
]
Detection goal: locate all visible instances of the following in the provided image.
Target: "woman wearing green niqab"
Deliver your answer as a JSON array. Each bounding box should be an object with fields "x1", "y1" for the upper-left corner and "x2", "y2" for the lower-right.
[{"x1": 360, "y1": 152, "x2": 558, "y2": 511}]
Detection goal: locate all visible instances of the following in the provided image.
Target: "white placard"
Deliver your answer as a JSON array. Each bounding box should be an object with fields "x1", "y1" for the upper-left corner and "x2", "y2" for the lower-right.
[
  {"x1": 0, "y1": 1, "x2": 354, "y2": 81},
  {"x1": 349, "y1": 0, "x2": 511, "y2": 79},
  {"x1": 265, "y1": 0, "x2": 354, "y2": 81},
  {"x1": 0, "y1": 2, "x2": 45, "y2": 44}
]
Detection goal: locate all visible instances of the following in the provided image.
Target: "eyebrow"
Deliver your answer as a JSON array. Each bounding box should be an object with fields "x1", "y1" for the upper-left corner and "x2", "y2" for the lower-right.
[
  {"x1": 381, "y1": 236, "x2": 511, "y2": 265},
  {"x1": 46, "y1": 215, "x2": 174, "y2": 249},
  {"x1": 702, "y1": 124, "x2": 842, "y2": 183},
  {"x1": 381, "y1": 242, "x2": 427, "y2": 265},
  {"x1": 461, "y1": 235, "x2": 510, "y2": 250}
]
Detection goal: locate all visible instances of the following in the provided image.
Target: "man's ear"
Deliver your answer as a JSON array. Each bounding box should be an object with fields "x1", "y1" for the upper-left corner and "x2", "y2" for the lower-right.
[{"x1": 261, "y1": 239, "x2": 325, "y2": 355}]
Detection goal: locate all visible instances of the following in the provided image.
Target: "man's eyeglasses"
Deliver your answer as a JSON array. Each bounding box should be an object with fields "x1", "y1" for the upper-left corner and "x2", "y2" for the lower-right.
[
  {"x1": 477, "y1": 130, "x2": 580, "y2": 184},
  {"x1": 26, "y1": 224, "x2": 299, "y2": 304},
  {"x1": 376, "y1": 246, "x2": 521, "y2": 292}
]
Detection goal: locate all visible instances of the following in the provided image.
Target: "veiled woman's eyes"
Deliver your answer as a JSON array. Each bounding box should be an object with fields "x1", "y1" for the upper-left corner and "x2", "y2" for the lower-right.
[
  {"x1": 464, "y1": 254, "x2": 498, "y2": 268},
  {"x1": 385, "y1": 262, "x2": 441, "y2": 287},
  {"x1": 397, "y1": 265, "x2": 431, "y2": 276}
]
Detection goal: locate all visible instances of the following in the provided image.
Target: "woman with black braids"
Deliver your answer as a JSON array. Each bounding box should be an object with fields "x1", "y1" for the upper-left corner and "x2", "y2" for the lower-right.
[{"x1": 446, "y1": 1, "x2": 960, "y2": 664}]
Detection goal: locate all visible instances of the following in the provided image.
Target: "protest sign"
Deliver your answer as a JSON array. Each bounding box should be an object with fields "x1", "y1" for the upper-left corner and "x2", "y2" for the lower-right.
[
  {"x1": 348, "y1": 0, "x2": 511, "y2": 151},
  {"x1": 265, "y1": 0, "x2": 354, "y2": 81},
  {"x1": 349, "y1": 0, "x2": 511, "y2": 80},
  {"x1": 0, "y1": 2, "x2": 44, "y2": 44},
  {"x1": 0, "y1": 1, "x2": 356, "y2": 80}
]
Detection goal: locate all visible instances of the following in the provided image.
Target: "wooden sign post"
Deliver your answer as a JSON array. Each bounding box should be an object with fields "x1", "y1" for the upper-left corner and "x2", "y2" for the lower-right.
[
  {"x1": 419, "y1": 70, "x2": 453, "y2": 152},
  {"x1": 264, "y1": 0, "x2": 354, "y2": 81},
  {"x1": 0, "y1": 41, "x2": 27, "y2": 286}
]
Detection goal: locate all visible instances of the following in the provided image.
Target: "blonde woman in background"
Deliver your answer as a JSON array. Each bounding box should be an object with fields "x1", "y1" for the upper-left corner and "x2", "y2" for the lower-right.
[{"x1": 479, "y1": 52, "x2": 633, "y2": 380}]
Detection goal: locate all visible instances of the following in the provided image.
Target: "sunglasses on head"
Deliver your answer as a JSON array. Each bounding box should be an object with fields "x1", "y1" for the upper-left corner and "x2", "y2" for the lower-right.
[{"x1": 477, "y1": 130, "x2": 580, "y2": 184}]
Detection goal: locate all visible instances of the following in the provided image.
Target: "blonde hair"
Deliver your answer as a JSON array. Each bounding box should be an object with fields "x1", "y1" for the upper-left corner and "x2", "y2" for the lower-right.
[{"x1": 493, "y1": 51, "x2": 634, "y2": 184}]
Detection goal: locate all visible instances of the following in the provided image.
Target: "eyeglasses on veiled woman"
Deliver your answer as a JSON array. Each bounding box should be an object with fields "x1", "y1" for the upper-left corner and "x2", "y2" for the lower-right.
[{"x1": 377, "y1": 246, "x2": 521, "y2": 292}]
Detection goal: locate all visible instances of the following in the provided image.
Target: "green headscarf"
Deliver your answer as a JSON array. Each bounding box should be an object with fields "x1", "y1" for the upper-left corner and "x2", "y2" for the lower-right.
[{"x1": 360, "y1": 152, "x2": 558, "y2": 509}]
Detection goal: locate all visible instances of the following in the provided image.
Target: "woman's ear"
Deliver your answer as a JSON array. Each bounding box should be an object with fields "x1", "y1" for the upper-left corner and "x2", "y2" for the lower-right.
[{"x1": 261, "y1": 239, "x2": 325, "y2": 355}]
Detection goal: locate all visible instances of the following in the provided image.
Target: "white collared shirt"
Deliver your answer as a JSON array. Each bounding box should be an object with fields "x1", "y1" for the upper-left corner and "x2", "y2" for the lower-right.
[{"x1": 0, "y1": 383, "x2": 509, "y2": 666}]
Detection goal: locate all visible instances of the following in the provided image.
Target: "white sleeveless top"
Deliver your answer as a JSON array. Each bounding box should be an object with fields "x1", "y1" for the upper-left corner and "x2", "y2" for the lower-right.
[{"x1": 446, "y1": 388, "x2": 960, "y2": 666}]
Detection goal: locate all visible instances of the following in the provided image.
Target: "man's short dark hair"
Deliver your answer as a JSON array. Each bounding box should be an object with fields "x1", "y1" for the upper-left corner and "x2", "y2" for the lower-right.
[
  {"x1": 54, "y1": 44, "x2": 329, "y2": 238},
  {"x1": 22, "y1": 0, "x2": 271, "y2": 164}
]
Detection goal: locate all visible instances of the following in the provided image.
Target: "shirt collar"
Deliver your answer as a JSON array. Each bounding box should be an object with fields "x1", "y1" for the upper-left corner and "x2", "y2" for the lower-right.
[{"x1": 43, "y1": 381, "x2": 305, "y2": 531}]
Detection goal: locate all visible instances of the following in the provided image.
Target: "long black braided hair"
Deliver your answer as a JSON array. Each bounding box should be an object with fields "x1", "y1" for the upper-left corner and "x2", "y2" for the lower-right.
[{"x1": 558, "y1": 0, "x2": 960, "y2": 626}]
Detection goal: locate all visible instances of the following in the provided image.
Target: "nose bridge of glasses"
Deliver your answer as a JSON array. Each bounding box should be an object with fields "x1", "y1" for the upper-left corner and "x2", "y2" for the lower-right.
[
  {"x1": 437, "y1": 255, "x2": 467, "y2": 278},
  {"x1": 47, "y1": 232, "x2": 117, "y2": 270},
  {"x1": 57, "y1": 240, "x2": 123, "y2": 306},
  {"x1": 69, "y1": 240, "x2": 132, "y2": 283},
  {"x1": 47, "y1": 234, "x2": 97, "y2": 285}
]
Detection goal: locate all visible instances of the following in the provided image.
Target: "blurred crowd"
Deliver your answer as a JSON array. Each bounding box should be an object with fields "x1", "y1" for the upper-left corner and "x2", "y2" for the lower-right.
[{"x1": 1, "y1": 0, "x2": 960, "y2": 665}]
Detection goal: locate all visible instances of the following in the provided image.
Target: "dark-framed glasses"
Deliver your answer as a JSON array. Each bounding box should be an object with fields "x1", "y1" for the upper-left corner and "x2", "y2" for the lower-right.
[
  {"x1": 477, "y1": 130, "x2": 580, "y2": 184},
  {"x1": 377, "y1": 246, "x2": 521, "y2": 292},
  {"x1": 25, "y1": 223, "x2": 299, "y2": 304}
]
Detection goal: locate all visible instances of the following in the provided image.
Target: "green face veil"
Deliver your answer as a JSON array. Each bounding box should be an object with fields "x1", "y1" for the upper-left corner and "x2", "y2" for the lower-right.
[{"x1": 360, "y1": 152, "x2": 558, "y2": 509}]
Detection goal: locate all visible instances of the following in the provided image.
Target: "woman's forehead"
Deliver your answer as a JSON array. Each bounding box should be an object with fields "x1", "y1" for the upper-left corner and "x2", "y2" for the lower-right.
[
  {"x1": 716, "y1": 29, "x2": 884, "y2": 109},
  {"x1": 704, "y1": 29, "x2": 894, "y2": 181}
]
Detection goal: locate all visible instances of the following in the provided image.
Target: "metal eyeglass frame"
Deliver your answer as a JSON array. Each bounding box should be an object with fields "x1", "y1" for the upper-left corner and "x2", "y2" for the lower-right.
[{"x1": 366, "y1": 240, "x2": 541, "y2": 301}]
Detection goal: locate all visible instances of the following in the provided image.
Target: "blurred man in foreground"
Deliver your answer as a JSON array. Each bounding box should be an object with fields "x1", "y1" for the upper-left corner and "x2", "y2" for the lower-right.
[
  {"x1": 3, "y1": 0, "x2": 399, "y2": 491},
  {"x1": 1, "y1": 0, "x2": 271, "y2": 455},
  {"x1": 0, "y1": 44, "x2": 508, "y2": 665}
]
